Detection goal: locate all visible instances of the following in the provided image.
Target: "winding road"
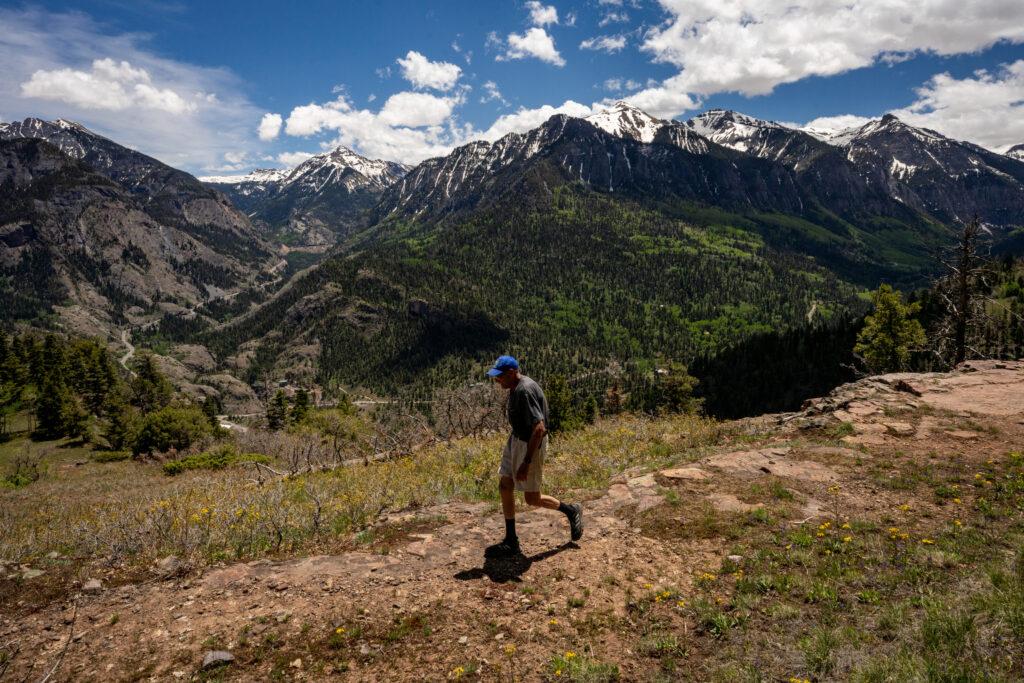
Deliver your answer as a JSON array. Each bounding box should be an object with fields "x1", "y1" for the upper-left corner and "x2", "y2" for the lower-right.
[{"x1": 118, "y1": 328, "x2": 136, "y2": 376}]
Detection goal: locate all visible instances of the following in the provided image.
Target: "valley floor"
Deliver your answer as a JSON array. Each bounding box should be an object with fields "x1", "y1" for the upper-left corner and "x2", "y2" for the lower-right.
[{"x1": 2, "y1": 362, "x2": 1024, "y2": 681}]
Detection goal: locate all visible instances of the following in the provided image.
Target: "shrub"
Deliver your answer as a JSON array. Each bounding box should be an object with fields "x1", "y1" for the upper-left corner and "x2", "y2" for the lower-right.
[
  {"x1": 133, "y1": 405, "x2": 213, "y2": 455},
  {"x1": 162, "y1": 444, "x2": 269, "y2": 476}
]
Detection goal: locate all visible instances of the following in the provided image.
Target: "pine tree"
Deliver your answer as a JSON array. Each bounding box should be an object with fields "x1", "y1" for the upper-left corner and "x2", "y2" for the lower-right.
[
  {"x1": 854, "y1": 284, "x2": 926, "y2": 373},
  {"x1": 201, "y1": 395, "x2": 222, "y2": 429},
  {"x1": 267, "y1": 390, "x2": 289, "y2": 430},
  {"x1": 290, "y1": 389, "x2": 312, "y2": 425},
  {"x1": 104, "y1": 393, "x2": 139, "y2": 451},
  {"x1": 131, "y1": 354, "x2": 174, "y2": 413}
]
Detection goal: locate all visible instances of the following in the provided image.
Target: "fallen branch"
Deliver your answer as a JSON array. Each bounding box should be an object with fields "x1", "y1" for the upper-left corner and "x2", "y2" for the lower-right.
[{"x1": 38, "y1": 600, "x2": 77, "y2": 683}]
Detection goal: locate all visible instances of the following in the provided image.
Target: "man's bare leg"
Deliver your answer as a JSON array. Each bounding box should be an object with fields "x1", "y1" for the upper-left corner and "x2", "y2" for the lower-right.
[
  {"x1": 484, "y1": 476, "x2": 522, "y2": 557},
  {"x1": 525, "y1": 491, "x2": 584, "y2": 541},
  {"x1": 500, "y1": 476, "x2": 516, "y2": 518},
  {"x1": 523, "y1": 491, "x2": 561, "y2": 509}
]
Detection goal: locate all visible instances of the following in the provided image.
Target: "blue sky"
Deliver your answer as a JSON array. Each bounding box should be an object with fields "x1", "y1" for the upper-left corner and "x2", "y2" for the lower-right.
[{"x1": 1, "y1": 1, "x2": 1023, "y2": 173}]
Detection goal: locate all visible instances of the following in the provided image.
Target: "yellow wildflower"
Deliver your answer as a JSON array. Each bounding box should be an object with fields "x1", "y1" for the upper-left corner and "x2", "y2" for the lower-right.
[
  {"x1": 842, "y1": 536, "x2": 852, "y2": 543},
  {"x1": 676, "y1": 600, "x2": 686, "y2": 608},
  {"x1": 565, "y1": 651, "x2": 576, "y2": 659},
  {"x1": 921, "y1": 538, "x2": 935, "y2": 545},
  {"x1": 841, "y1": 522, "x2": 851, "y2": 529},
  {"x1": 549, "y1": 618, "x2": 558, "y2": 626},
  {"x1": 504, "y1": 644, "x2": 516, "y2": 656},
  {"x1": 954, "y1": 520, "x2": 962, "y2": 527}
]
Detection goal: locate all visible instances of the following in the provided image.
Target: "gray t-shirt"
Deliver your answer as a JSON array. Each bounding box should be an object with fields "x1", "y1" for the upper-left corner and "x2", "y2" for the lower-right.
[{"x1": 507, "y1": 375, "x2": 549, "y2": 442}]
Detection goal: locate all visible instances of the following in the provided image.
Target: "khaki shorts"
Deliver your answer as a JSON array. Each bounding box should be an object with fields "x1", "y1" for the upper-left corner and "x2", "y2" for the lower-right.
[{"x1": 499, "y1": 435, "x2": 547, "y2": 492}]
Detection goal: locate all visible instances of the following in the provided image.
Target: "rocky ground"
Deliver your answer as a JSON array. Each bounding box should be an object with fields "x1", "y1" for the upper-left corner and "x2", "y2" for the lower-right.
[{"x1": 2, "y1": 361, "x2": 1022, "y2": 682}]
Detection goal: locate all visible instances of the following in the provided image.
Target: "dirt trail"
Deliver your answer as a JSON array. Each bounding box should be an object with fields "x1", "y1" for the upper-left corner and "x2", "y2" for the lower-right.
[
  {"x1": 3, "y1": 361, "x2": 1023, "y2": 682},
  {"x1": 118, "y1": 328, "x2": 135, "y2": 376}
]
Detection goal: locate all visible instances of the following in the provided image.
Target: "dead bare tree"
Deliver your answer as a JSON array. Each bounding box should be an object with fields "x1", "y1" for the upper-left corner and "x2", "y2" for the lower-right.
[
  {"x1": 931, "y1": 216, "x2": 994, "y2": 367},
  {"x1": 433, "y1": 383, "x2": 507, "y2": 441}
]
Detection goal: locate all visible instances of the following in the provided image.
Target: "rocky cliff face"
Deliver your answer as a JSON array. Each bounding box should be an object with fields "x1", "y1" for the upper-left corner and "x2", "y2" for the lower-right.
[
  {"x1": 0, "y1": 118, "x2": 274, "y2": 260},
  {"x1": 0, "y1": 138, "x2": 273, "y2": 337}
]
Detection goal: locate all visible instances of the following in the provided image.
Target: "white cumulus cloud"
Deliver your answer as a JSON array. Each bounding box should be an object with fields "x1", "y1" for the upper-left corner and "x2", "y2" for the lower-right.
[
  {"x1": 21, "y1": 57, "x2": 196, "y2": 114},
  {"x1": 277, "y1": 150, "x2": 316, "y2": 166},
  {"x1": 580, "y1": 35, "x2": 626, "y2": 53},
  {"x1": 625, "y1": 0, "x2": 1024, "y2": 121},
  {"x1": 396, "y1": 50, "x2": 462, "y2": 91},
  {"x1": 480, "y1": 100, "x2": 593, "y2": 141},
  {"x1": 481, "y1": 80, "x2": 509, "y2": 106},
  {"x1": 282, "y1": 91, "x2": 470, "y2": 164},
  {"x1": 0, "y1": 7, "x2": 267, "y2": 173},
  {"x1": 499, "y1": 28, "x2": 565, "y2": 66},
  {"x1": 526, "y1": 1, "x2": 559, "y2": 26},
  {"x1": 257, "y1": 112, "x2": 282, "y2": 140},
  {"x1": 379, "y1": 91, "x2": 460, "y2": 127}
]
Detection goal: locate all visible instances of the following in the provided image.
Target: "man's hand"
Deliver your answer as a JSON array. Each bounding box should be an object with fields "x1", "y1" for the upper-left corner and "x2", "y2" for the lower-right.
[{"x1": 516, "y1": 460, "x2": 530, "y2": 481}]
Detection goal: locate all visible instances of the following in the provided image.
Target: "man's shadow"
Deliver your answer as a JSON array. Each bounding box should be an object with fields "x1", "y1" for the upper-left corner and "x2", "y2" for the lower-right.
[{"x1": 453, "y1": 543, "x2": 578, "y2": 584}]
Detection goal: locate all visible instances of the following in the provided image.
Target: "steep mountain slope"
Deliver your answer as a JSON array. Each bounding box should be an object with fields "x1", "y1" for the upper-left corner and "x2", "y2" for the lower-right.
[
  {"x1": 684, "y1": 110, "x2": 1024, "y2": 229},
  {"x1": 828, "y1": 115, "x2": 1024, "y2": 226},
  {"x1": 377, "y1": 108, "x2": 944, "y2": 281},
  {"x1": 0, "y1": 139, "x2": 274, "y2": 337},
  {"x1": 1007, "y1": 144, "x2": 1024, "y2": 162},
  {"x1": 379, "y1": 114, "x2": 809, "y2": 221},
  {"x1": 0, "y1": 118, "x2": 273, "y2": 262},
  {"x1": 202, "y1": 147, "x2": 408, "y2": 245}
]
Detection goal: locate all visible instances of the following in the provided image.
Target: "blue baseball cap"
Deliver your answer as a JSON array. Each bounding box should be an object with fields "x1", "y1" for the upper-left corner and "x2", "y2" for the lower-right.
[{"x1": 486, "y1": 355, "x2": 519, "y2": 377}]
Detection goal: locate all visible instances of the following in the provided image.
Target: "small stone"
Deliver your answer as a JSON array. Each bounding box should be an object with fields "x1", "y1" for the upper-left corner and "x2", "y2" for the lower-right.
[
  {"x1": 290, "y1": 658, "x2": 302, "y2": 669},
  {"x1": 494, "y1": 633, "x2": 505, "y2": 641},
  {"x1": 83, "y1": 579, "x2": 103, "y2": 593},
  {"x1": 156, "y1": 555, "x2": 182, "y2": 575},
  {"x1": 726, "y1": 555, "x2": 743, "y2": 564},
  {"x1": 201, "y1": 650, "x2": 234, "y2": 670},
  {"x1": 21, "y1": 568, "x2": 45, "y2": 580},
  {"x1": 47, "y1": 551, "x2": 61, "y2": 560},
  {"x1": 660, "y1": 467, "x2": 709, "y2": 481},
  {"x1": 883, "y1": 422, "x2": 915, "y2": 436},
  {"x1": 946, "y1": 430, "x2": 981, "y2": 440},
  {"x1": 359, "y1": 644, "x2": 371, "y2": 656},
  {"x1": 458, "y1": 636, "x2": 468, "y2": 645}
]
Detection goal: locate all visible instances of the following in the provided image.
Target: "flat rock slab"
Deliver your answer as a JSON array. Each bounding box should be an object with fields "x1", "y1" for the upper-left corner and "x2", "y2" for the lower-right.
[
  {"x1": 659, "y1": 467, "x2": 709, "y2": 482},
  {"x1": 701, "y1": 447, "x2": 838, "y2": 483},
  {"x1": 883, "y1": 422, "x2": 915, "y2": 436},
  {"x1": 945, "y1": 430, "x2": 982, "y2": 440},
  {"x1": 908, "y1": 362, "x2": 1024, "y2": 416},
  {"x1": 802, "y1": 446, "x2": 864, "y2": 460},
  {"x1": 707, "y1": 493, "x2": 763, "y2": 513}
]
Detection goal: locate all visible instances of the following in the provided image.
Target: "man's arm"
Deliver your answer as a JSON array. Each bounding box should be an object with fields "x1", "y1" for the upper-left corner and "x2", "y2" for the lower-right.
[
  {"x1": 516, "y1": 419, "x2": 547, "y2": 480},
  {"x1": 524, "y1": 419, "x2": 547, "y2": 464}
]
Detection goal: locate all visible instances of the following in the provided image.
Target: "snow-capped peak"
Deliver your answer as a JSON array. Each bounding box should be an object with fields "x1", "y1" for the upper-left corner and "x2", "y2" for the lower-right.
[
  {"x1": 1005, "y1": 143, "x2": 1024, "y2": 162},
  {"x1": 821, "y1": 114, "x2": 948, "y2": 148},
  {"x1": 585, "y1": 100, "x2": 664, "y2": 143},
  {"x1": 684, "y1": 109, "x2": 787, "y2": 153},
  {"x1": 199, "y1": 168, "x2": 289, "y2": 184}
]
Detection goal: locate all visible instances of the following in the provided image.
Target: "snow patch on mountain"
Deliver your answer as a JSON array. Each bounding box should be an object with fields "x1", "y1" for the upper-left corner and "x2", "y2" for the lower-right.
[{"x1": 585, "y1": 101, "x2": 664, "y2": 143}]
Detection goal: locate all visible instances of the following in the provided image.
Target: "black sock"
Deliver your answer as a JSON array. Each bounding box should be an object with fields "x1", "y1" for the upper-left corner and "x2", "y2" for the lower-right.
[
  {"x1": 558, "y1": 501, "x2": 573, "y2": 517},
  {"x1": 504, "y1": 518, "x2": 517, "y2": 542}
]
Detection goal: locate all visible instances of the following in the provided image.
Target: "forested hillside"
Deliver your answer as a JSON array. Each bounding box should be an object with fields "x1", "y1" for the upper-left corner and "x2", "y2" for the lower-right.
[{"x1": 164, "y1": 187, "x2": 869, "y2": 413}]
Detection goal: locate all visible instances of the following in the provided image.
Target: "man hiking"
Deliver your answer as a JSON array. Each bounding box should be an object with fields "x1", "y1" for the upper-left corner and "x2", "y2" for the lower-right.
[{"x1": 485, "y1": 355, "x2": 583, "y2": 558}]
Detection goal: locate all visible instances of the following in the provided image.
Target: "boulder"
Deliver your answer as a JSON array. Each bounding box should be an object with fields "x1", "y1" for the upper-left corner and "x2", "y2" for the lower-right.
[{"x1": 202, "y1": 651, "x2": 234, "y2": 670}]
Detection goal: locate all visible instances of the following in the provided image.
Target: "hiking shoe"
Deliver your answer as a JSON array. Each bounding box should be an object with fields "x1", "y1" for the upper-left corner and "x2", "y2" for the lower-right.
[
  {"x1": 484, "y1": 538, "x2": 521, "y2": 558},
  {"x1": 567, "y1": 503, "x2": 584, "y2": 541}
]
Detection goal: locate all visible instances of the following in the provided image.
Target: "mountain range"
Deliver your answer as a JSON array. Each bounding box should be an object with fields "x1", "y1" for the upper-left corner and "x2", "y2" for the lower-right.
[
  {"x1": 0, "y1": 118, "x2": 278, "y2": 340},
  {"x1": 3, "y1": 102, "x2": 1023, "y2": 404},
  {"x1": 201, "y1": 148, "x2": 408, "y2": 246}
]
